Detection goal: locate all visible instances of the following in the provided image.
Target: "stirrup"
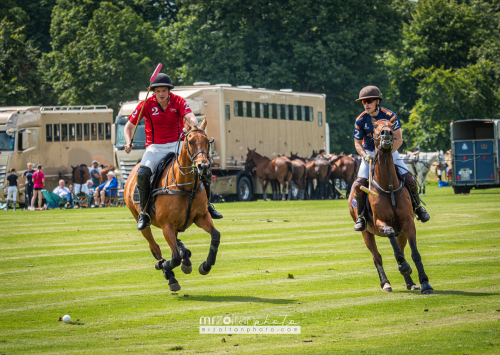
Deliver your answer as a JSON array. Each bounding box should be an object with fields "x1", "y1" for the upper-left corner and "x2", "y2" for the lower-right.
[
  {"x1": 208, "y1": 203, "x2": 223, "y2": 219},
  {"x1": 137, "y1": 212, "x2": 151, "y2": 230},
  {"x1": 354, "y1": 215, "x2": 366, "y2": 232}
]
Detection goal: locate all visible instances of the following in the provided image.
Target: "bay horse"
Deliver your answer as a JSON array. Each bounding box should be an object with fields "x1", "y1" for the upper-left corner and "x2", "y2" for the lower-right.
[
  {"x1": 290, "y1": 158, "x2": 307, "y2": 200},
  {"x1": 245, "y1": 149, "x2": 293, "y2": 201},
  {"x1": 71, "y1": 164, "x2": 90, "y2": 185},
  {"x1": 290, "y1": 152, "x2": 331, "y2": 199},
  {"x1": 124, "y1": 118, "x2": 221, "y2": 291},
  {"x1": 328, "y1": 154, "x2": 358, "y2": 198},
  {"x1": 348, "y1": 116, "x2": 433, "y2": 294}
]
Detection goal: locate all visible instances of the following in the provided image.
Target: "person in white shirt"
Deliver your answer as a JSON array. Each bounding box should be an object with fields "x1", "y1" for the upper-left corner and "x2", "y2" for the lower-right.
[{"x1": 53, "y1": 179, "x2": 73, "y2": 208}]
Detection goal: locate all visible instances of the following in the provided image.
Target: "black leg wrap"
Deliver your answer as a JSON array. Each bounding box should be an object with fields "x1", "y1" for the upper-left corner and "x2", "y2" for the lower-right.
[
  {"x1": 177, "y1": 239, "x2": 192, "y2": 259},
  {"x1": 206, "y1": 229, "x2": 220, "y2": 266},
  {"x1": 409, "y1": 243, "x2": 429, "y2": 284},
  {"x1": 387, "y1": 233, "x2": 406, "y2": 265}
]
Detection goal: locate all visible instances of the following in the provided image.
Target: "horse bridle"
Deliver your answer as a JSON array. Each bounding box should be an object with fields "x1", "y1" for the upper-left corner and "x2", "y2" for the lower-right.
[
  {"x1": 174, "y1": 128, "x2": 213, "y2": 177},
  {"x1": 372, "y1": 123, "x2": 395, "y2": 164}
]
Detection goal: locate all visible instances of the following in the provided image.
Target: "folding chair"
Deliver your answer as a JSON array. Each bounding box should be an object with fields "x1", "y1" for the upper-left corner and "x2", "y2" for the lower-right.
[
  {"x1": 41, "y1": 190, "x2": 63, "y2": 209},
  {"x1": 104, "y1": 187, "x2": 119, "y2": 207}
]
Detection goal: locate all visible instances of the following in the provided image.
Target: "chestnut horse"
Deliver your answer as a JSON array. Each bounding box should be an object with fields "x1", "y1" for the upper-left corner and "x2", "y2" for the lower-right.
[
  {"x1": 124, "y1": 118, "x2": 221, "y2": 291},
  {"x1": 348, "y1": 116, "x2": 433, "y2": 294},
  {"x1": 329, "y1": 154, "x2": 358, "y2": 198},
  {"x1": 71, "y1": 164, "x2": 90, "y2": 185},
  {"x1": 245, "y1": 149, "x2": 293, "y2": 201},
  {"x1": 99, "y1": 165, "x2": 115, "y2": 183}
]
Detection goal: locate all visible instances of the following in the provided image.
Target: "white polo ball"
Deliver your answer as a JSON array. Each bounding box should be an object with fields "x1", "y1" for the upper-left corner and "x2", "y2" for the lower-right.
[{"x1": 63, "y1": 315, "x2": 71, "y2": 324}]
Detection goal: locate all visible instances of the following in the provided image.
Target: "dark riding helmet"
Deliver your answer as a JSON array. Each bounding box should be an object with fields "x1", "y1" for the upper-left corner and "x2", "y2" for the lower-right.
[
  {"x1": 355, "y1": 86, "x2": 382, "y2": 103},
  {"x1": 151, "y1": 73, "x2": 174, "y2": 89},
  {"x1": 414, "y1": 146, "x2": 420, "y2": 152}
]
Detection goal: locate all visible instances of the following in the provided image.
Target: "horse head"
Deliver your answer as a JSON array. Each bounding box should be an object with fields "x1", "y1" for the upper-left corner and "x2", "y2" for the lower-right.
[
  {"x1": 437, "y1": 150, "x2": 446, "y2": 165},
  {"x1": 290, "y1": 152, "x2": 305, "y2": 162},
  {"x1": 184, "y1": 118, "x2": 210, "y2": 176},
  {"x1": 245, "y1": 148, "x2": 257, "y2": 171},
  {"x1": 372, "y1": 116, "x2": 396, "y2": 152}
]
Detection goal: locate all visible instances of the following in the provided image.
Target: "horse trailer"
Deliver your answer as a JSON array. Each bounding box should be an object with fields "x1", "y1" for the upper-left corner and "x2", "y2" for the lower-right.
[
  {"x1": 113, "y1": 85, "x2": 328, "y2": 201},
  {"x1": 450, "y1": 119, "x2": 500, "y2": 194},
  {"x1": 0, "y1": 106, "x2": 114, "y2": 206}
]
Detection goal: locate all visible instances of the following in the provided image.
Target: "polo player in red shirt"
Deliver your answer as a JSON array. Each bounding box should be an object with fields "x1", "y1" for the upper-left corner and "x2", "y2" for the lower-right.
[{"x1": 123, "y1": 73, "x2": 223, "y2": 230}]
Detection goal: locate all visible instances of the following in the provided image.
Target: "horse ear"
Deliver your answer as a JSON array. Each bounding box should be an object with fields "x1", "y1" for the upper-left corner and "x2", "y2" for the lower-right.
[
  {"x1": 371, "y1": 117, "x2": 378, "y2": 128},
  {"x1": 199, "y1": 117, "x2": 207, "y2": 130},
  {"x1": 390, "y1": 115, "x2": 396, "y2": 125},
  {"x1": 184, "y1": 118, "x2": 192, "y2": 132}
]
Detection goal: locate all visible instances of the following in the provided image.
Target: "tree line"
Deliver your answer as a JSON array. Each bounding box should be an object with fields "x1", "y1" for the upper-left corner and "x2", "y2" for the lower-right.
[{"x1": 1, "y1": 0, "x2": 499, "y2": 153}]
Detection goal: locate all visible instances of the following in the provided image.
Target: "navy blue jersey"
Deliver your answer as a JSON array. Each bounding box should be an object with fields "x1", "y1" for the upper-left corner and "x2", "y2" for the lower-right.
[{"x1": 353, "y1": 107, "x2": 401, "y2": 151}]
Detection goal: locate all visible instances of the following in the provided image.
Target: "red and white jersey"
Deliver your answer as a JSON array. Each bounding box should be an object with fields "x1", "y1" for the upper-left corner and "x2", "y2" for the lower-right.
[{"x1": 129, "y1": 92, "x2": 192, "y2": 146}]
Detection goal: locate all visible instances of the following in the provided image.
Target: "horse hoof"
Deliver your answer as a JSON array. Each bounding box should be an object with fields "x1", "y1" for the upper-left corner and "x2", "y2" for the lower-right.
[
  {"x1": 198, "y1": 262, "x2": 211, "y2": 275},
  {"x1": 407, "y1": 284, "x2": 420, "y2": 290},
  {"x1": 181, "y1": 263, "x2": 192, "y2": 274},
  {"x1": 382, "y1": 283, "x2": 392, "y2": 292},
  {"x1": 420, "y1": 282, "x2": 433, "y2": 294},
  {"x1": 169, "y1": 283, "x2": 181, "y2": 292}
]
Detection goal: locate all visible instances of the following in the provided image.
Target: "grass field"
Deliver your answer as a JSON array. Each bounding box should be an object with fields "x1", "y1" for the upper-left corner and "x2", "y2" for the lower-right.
[{"x1": 1, "y1": 184, "x2": 499, "y2": 354}]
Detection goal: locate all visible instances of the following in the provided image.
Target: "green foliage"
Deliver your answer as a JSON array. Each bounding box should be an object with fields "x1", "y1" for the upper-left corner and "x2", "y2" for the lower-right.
[
  {"x1": 16, "y1": 0, "x2": 57, "y2": 53},
  {"x1": 42, "y1": 2, "x2": 167, "y2": 111},
  {"x1": 0, "y1": 14, "x2": 46, "y2": 106},
  {"x1": 386, "y1": 0, "x2": 500, "y2": 151},
  {"x1": 405, "y1": 62, "x2": 500, "y2": 151},
  {"x1": 166, "y1": 0, "x2": 403, "y2": 154}
]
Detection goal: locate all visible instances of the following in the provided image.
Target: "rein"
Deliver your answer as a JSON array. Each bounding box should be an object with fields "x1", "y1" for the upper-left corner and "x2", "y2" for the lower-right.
[
  {"x1": 371, "y1": 123, "x2": 405, "y2": 237},
  {"x1": 151, "y1": 128, "x2": 211, "y2": 232}
]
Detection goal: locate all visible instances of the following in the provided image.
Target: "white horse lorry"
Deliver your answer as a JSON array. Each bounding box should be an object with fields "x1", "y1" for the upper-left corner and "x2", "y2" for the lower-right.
[
  {"x1": 451, "y1": 119, "x2": 500, "y2": 194},
  {"x1": 112, "y1": 84, "x2": 329, "y2": 201},
  {"x1": 0, "y1": 106, "x2": 114, "y2": 206}
]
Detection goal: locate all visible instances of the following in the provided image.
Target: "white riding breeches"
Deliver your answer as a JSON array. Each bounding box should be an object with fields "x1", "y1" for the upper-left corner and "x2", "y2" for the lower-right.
[
  {"x1": 7, "y1": 186, "x2": 17, "y2": 201},
  {"x1": 141, "y1": 142, "x2": 181, "y2": 175},
  {"x1": 358, "y1": 150, "x2": 409, "y2": 179}
]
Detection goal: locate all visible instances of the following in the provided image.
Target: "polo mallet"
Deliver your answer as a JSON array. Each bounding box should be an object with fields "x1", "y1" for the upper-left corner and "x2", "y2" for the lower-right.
[
  {"x1": 130, "y1": 63, "x2": 163, "y2": 144},
  {"x1": 361, "y1": 160, "x2": 379, "y2": 197}
]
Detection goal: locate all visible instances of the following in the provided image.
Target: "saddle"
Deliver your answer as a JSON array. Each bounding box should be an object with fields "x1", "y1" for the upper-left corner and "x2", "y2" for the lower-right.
[{"x1": 133, "y1": 152, "x2": 176, "y2": 214}]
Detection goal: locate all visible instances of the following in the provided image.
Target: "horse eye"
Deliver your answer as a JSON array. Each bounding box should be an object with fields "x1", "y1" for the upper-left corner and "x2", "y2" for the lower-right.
[{"x1": 188, "y1": 140, "x2": 193, "y2": 145}]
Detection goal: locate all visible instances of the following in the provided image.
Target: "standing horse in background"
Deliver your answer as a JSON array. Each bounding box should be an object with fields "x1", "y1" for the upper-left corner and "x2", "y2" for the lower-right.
[
  {"x1": 290, "y1": 152, "x2": 331, "y2": 199},
  {"x1": 348, "y1": 116, "x2": 433, "y2": 294},
  {"x1": 71, "y1": 164, "x2": 90, "y2": 185},
  {"x1": 245, "y1": 149, "x2": 293, "y2": 201},
  {"x1": 329, "y1": 154, "x2": 358, "y2": 198},
  {"x1": 290, "y1": 158, "x2": 307, "y2": 200},
  {"x1": 124, "y1": 118, "x2": 221, "y2": 291},
  {"x1": 100, "y1": 165, "x2": 116, "y2": 183},
  {"x1": 404, "y1": 151, "x2": 445, "y2": 195}
]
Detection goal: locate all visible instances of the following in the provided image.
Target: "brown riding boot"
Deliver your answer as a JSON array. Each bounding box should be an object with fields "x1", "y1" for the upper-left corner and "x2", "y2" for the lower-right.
[
  {"x1": 402, "y1": 172, "x2": 430, "y2": 222},
  {"x1": 353, "y1": 178, "x2": 369, "y2": 231}
]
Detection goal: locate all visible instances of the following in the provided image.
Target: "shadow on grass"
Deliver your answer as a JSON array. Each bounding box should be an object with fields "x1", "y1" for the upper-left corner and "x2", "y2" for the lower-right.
[
  {"x1": 176, "y1": 295, "x2": 295, "y2": 304},
  {"x1": 430, "y1": 290, "x2": 500, "y2": 297}
]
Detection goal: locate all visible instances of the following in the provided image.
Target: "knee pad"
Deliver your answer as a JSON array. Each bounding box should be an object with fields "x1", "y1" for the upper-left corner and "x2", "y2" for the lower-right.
[{"x1": 137, "y1": 165, "x2": 152, "y2": 186}]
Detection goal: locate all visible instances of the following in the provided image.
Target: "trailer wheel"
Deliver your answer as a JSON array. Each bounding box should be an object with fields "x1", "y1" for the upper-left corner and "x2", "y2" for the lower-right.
[{"x1": 237, "y1": 176, "x2": 253, "y2": 202}]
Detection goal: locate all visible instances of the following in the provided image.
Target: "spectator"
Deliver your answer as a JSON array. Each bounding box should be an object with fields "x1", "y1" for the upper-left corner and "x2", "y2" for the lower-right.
[
  {"x1": 53, "y1": 179, "x2": 73, "y2": 208},
  {"x1": 87, "y1": 180, "x2": 94, "y2": 194},
  {"x1": 90, "y1": 160, "x2": 101, "y2": 187},
  {"x1": 5, "y1": 168, "x2": 19, "y2": 211},
  {"x1": 31, "y1": 165, "x2": 45, "y2": 210},
  {"x1": 23, "y1": 163, "x2": 35, "y2": 210},
  {"x1": 94, "y1": 171, "x2": 118, "y2": 207}
]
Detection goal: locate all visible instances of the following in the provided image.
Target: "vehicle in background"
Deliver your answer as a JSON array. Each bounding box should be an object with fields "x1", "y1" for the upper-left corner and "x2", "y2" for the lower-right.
[
  {"x1": 112, "y1": 100, "x2": 146, "y2": 186},
  {"x1": 0, "y1": 106, "x2": 113, "y2": 206},
  {"x1": 450, "y1": 119, "x2": 500, "y2": 194},
  {"x1": 112, "y1": 84, "x2": 328, "y2": 201}
]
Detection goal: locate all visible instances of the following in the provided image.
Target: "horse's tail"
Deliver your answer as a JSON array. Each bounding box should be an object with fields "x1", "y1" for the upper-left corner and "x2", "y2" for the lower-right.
[
  {"x1": 330, "y1": 155, "x2": 343, "y2": 165},
  {"x1": 286, "y1": 161, "x2": 293, "y2": 179}
]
